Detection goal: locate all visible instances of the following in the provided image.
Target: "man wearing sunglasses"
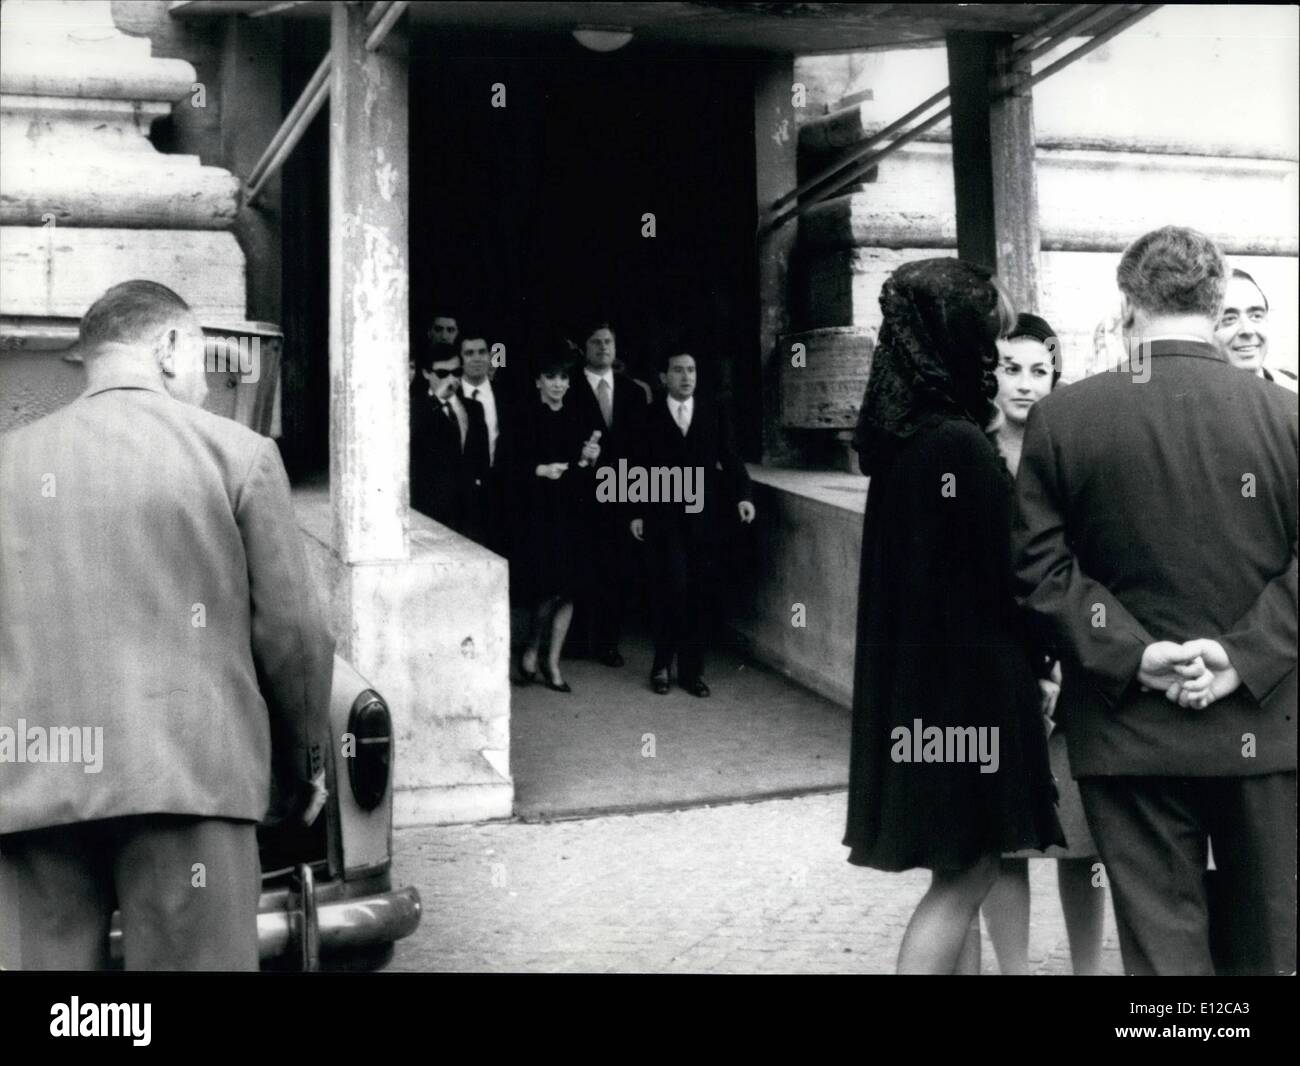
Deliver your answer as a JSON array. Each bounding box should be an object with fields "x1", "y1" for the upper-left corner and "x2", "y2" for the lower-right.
[{"x1": 410, "y1": 342, "x2": 473, "y2": 531}]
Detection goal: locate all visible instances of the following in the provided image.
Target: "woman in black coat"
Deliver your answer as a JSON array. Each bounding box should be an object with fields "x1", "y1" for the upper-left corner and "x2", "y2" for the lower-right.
[
  {"x1": 844, "y1": 258, "x2": 1063, "y2": 973},
  {"x1": 510, "y1": 349, "x2": 602, "y2": 692}
]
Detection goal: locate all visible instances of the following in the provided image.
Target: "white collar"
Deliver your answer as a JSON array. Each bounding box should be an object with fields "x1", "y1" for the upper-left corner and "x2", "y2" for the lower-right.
[
  {"x1": 585, "y1": 367, "x2": 614, "y2": 385},
  {"x1": 462, "y1": 378, "x2": 492, "y2": 397},
  {"x1": 668, "y1": 395, "x2": 693, "y2": 411}
]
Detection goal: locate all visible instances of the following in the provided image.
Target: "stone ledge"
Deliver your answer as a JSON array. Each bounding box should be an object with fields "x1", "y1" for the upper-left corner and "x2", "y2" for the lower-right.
[{"x1": 293, "y1": 484, "x2": 514, "y2": 827}]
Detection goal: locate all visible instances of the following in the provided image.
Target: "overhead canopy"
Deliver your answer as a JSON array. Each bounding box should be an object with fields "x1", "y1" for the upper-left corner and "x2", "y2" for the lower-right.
[{"x1": 169, "y1": 1, "x2": 1081, "y2": 54}]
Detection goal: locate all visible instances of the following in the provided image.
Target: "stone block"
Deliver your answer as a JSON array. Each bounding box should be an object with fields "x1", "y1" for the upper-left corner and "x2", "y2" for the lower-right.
[
  {"x1": 294, "y1": 486, "x2": 514, "y2": 827},
  {"x1": 730, "y1": 465, "x2": 865, "y2": 709},
  {"x1": 0, "y1": 226, "x2": 246, "y2": 320}
]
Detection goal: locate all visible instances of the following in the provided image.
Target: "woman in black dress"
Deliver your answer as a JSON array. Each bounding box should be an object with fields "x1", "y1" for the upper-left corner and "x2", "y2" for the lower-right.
[
  {"x1": 511, "y1": 349, "x2": 602, "y2": 693},
  {"x1": 844, "y1": 259, "x2": 1063, "y2": 973}
]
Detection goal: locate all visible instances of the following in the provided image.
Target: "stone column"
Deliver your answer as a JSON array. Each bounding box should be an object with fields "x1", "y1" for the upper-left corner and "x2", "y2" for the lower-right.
[
  {"x1": 754, "y1": 55, "x2": 799, "y2": 465},
  {"x1": 329, "y1": 1, "x2": 409, "y2": 565},
  {"x1": 316, "y1": 3, "x2": 512, "y2": 825},
  {"x1": 0, "y1": 0, "x2": 246, "y2": 431}
]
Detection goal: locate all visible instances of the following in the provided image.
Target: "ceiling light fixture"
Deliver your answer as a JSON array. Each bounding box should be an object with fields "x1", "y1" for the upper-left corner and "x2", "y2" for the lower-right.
[{"x1": 572, "y1": 25, "x2": 634, "y2": 52}]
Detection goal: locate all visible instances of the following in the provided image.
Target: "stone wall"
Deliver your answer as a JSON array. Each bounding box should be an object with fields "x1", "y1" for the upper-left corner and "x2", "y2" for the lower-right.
[{"x1": 793, "y1": 6, "x2": 1300, "y2": 388}]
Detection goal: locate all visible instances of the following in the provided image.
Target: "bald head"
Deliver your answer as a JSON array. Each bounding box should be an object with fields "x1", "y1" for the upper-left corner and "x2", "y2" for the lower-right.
[{"x1": 79, "y1": 281, "x2": 208, "y2": 406}]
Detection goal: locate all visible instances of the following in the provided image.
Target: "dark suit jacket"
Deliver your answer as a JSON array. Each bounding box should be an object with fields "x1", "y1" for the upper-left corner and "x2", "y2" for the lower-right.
[
  {"x1": 631, "y1": 394, "x2": 753, "y2": 543},
  {"x1": 410, "y1": 385, "x2": 475, "y2": 532},
  {"x1": 569, "y1": 369, "x2": 649, "y2": 469},
  {"x1": 1013, "y1": 340, "x2": 1298, "y2": 777},
  {"x1": 0, "y1": 370, "x2": 334, "y2": 834}
]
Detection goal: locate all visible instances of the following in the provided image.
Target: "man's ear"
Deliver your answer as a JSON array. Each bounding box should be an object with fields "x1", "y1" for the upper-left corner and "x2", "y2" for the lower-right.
[
  {"x1": 658, "y1": 370, "x2": 668, "y2": 389},
  {"x1": 155, "y1": 327, "x2": 180, "y2": 377}
]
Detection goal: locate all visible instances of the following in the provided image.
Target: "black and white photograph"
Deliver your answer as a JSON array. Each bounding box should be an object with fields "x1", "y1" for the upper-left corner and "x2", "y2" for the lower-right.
[{"x1": 0, "y1": 0, "x2": 1295, "y2": 1042}]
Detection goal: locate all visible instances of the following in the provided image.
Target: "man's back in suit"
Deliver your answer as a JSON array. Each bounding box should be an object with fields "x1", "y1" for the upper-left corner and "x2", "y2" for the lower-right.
[
  {"x1": 1012, "y1": 225, "x2": 1297, "y2": 976},
  {"x1": 0, "y1": 373, "x2": 334, "y2": 833},
  {"x1": 1015, "y1": 341, "x2": 1297, "y2": 777},
  {"x1": 0, "y1": 279, "x2": 333, "y2": 970}
]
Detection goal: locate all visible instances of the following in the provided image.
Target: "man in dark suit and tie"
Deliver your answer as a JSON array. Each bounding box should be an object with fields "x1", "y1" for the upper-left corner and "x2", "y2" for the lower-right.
[
  {"x1": 568, "y1": 319, "x2": 650, "y2": 666},
  {"x1": 0, "y1": 280, "x2": 333, "y2": 969},
  {"x1": 630, "y1": 348, "x2": 755, "y2": 697},
  {"x1": 456, "y1": 329, "x2": 508, "y2": 553},
  {"x1": 1013, "y1": 226, "x2": 1297, "y2": 975},
  {"x1": 410, "y1": 340, "x2": 488, "y2": 538}
]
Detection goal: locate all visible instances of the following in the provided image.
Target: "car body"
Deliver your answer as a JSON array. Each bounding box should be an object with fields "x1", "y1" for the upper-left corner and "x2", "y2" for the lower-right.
[{"x1": 107, "y1": 655, "x2": 421, "y2": 970}]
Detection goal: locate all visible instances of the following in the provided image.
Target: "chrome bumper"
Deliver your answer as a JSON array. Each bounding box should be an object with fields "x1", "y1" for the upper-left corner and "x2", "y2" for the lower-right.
[
  {"x1": 107, "y1": 876, "x2": 421, "y2": 968},
  {"x1": 259, "y1": 873, "x2": 422, "y2": 964}
]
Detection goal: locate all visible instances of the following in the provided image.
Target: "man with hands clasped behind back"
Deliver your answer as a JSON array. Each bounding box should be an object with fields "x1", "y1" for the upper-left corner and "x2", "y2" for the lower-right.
[{"x1": 1013, "y1": 227, "x2": 1297, "y2": 976}]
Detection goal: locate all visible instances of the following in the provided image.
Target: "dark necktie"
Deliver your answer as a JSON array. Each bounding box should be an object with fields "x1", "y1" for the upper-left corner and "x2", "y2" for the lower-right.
[{"x1": 464, "y1": 395, "x2": 490, "y2": 483}]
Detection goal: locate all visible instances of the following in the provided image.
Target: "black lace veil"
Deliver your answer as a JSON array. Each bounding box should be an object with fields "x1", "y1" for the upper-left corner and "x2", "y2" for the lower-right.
[{"x1": 853, "y1": 258, "x2": 1009, "y2": 476}]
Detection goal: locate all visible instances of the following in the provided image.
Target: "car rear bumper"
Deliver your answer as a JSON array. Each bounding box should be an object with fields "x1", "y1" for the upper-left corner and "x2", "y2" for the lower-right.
[
  {"x1": 258, "y1": 882, "x2": 422, "y2": 961},
  {"x1": 107, "y1": 876, "x2": 421, "y2": 968}
]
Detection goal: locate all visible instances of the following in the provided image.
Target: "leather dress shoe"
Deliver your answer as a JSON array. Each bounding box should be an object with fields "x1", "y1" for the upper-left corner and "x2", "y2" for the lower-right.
[
  {"x1": 597, "y1": 648, "x2": 625, "y2": 668},
  {"x1": 685, "y1": 678, "x2": 711, "y2": 698},
  {"x1": 651, "y1": 674, "x2": 670, "y2": 695}
]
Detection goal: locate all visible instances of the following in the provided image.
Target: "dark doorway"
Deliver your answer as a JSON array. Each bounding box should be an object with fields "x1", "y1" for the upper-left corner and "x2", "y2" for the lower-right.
[{"x1": 409, "y1": 45, "x2": 762, "y2": 448}]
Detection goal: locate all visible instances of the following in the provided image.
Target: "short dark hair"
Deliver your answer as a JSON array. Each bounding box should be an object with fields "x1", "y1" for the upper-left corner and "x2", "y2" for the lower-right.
[
  {"x1": 457, "y1": 330, "x2": 489, "y2": 354},
  {"x1": 1006, "y1": 312, "x2": 1062, "y2": 387},
  {"x1": 1117, "y1": 226, "x2": 1226, "y2": 320},
  {"x1": 577, "y1": 319, "x2": 615, "y2": 345},
  {"x1": 79, "y1": 280, "x2": 193, "y2": 349},
  {"x1": 1228, "y1": 267, "x2": 1269, "y2": 312},
  {"x1": 427, "y1": 310, "x2": 459, "y2": 331},
  {"x1": 657, "y1": 345, "x2": 700, "y2": 374},
  {"x1": 533, "y1": 346, "x2": 576, "y2": 379}
]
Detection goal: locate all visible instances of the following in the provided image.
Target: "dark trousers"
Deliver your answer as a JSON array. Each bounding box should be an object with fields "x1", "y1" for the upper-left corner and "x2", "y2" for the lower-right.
[
  {"x1": 0, "y1": 814, "x2": 261, "y2": 971},
  {"x1": 1079, "y1": 772, "x2": 1296, "y2": 976},
  {"x1": 575, "y1": 509, "x2": 631, "y2": 655},
  {"x1": 649, "y1": 525, "x2": 718, "y2": 682}
]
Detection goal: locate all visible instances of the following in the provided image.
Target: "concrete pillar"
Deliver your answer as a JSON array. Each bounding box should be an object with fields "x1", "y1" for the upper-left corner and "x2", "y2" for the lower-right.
[
  {"x1": 945, "y1": 31, "x2": 1041, "y2": 311},
  {"x1": 329, "y1": 1, "x2": 409, "y2": 565},
  {"x1": 755, "y1": 56, "x2": 799, "y2": 466},
  {"x1": 319, "y1": 4, "x2": 511, "y2": 825}
]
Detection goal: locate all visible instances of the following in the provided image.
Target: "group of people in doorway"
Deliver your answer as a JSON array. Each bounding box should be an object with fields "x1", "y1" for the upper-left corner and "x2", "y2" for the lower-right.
[
  {"x1": 408, "y1": 315, "x2": 756, "y2": 698},
  {"x1": 846, "y1": 228, "x2": 1296, "y2": 976}
]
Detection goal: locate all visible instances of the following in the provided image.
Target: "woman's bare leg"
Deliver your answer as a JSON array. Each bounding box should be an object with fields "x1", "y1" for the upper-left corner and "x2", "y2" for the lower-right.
[
  {"x1": 981, "y1": 858, "x2": 1031, "y2": 974},
  {"x1": 522, "y1": 597, "x2": 557, "y2": 677},
  {"x1": 897, "y1": 854, "x2": 999, "y2": 974},
  {"x1": 954, "y1": 918, "x2": 982, "y2": 974},
  {"x1": 1058, "y1": 857, "x2": 1105, "y2": 976},
  {"x1": 546, "y1": 600, "x2": 575, "y2": 683}
]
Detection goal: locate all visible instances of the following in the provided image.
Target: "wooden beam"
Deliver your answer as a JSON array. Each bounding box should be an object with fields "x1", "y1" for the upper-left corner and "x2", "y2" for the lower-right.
[
  {"x1": 947, "y1": 31, "x2": 1042, "y2": 312},
  {"x1": 329, "y1": 1, "x2": 410, "y2": 563},
  {"x1": 991, "y1": 39, "x2": 1041, "y2": 312},
  {"x1": 945, "y1": 32, "x2": 1000, "y2": 271}
]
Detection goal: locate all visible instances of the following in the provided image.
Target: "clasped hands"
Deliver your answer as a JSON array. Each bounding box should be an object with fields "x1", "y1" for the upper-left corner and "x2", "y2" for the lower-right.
[{"x1": 1137, "y1": 639, "x2": 1241, "y2": 710}]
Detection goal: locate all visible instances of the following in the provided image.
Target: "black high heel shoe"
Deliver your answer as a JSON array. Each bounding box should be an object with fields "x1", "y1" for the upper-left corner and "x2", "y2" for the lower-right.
[
  {"x1": 541, "y1": 665, "x2": 571, "y2": 693},
  {"x1": 518, "y1": 656, "x2": 538, "y2": 685}
]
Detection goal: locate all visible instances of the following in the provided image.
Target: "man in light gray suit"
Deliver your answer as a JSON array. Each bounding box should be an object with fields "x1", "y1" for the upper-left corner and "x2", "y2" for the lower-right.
[{"x1": 0, "y1": 281, "x2": 333, "y2": 970}]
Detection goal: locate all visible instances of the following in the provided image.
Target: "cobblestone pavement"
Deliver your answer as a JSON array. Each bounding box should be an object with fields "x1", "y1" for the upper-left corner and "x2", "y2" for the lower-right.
[{"x1": 390, "y1": 791, "x2": 1124, "y2": 974}]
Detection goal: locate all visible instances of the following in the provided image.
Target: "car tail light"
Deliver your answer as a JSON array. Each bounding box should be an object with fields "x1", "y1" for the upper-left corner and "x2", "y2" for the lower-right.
[{"x1": 346, "y1": 689, "x2": 391, "y2": 811}]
